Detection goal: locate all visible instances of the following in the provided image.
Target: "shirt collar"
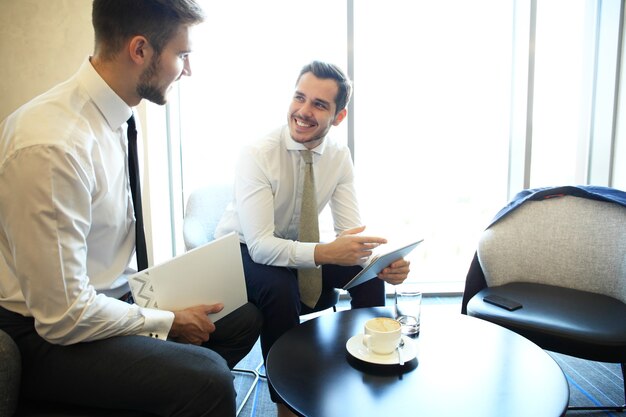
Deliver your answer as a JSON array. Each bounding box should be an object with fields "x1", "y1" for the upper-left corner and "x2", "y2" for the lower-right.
[
  {"x1": 282, "y1": 125, "x2": 327, "y2": 156},
  {"x1": 78, "y1": 57, "x2": 133, "y2": 131}
]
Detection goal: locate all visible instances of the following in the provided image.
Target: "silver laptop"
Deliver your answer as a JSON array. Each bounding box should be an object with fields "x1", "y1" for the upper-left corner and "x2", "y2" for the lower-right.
[{"x1": 128, "y1": 232, "x2": 247, "y2": 322}]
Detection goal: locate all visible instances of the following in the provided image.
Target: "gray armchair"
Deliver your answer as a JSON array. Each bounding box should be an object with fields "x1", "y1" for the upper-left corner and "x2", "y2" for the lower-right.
[
  {"x1": 183, "y1": 184, "x2": 340, "y2": 314},
  {"x1": 461, "y1": 186, "x2": 626, "y2": 412},
  {"x1": 183, "y1": 183, "x2": 234, "y2": 251},
  {"x1": 0, "y1": 329, "x2": 20, "y2": 417}
]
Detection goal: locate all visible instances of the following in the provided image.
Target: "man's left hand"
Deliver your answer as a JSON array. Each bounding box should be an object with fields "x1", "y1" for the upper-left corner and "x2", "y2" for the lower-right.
[{"x1": 377, "y1": 258, "x2": 410, "y2": 285}]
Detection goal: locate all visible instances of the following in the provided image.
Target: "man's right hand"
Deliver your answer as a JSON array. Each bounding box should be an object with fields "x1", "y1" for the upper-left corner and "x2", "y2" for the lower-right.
[
  {"x1": 314, "y1": 225, "x2": 387, "y2": 266},
  {"x1": 168, "y1": 303, "x2": 224, "y2": 345}
]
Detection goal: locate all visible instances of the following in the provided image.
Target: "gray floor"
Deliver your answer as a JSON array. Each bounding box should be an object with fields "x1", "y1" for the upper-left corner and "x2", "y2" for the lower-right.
[{"x1": 232, "y1": 295, "x2": 625, "y2": 417}]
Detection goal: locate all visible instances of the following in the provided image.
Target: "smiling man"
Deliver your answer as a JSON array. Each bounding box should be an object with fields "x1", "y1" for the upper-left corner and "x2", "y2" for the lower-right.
[
  {"x1": 214, "y1": 61, "x2": 411, "y2": 417},
  {"x1": 0, "y1": 1, "x2": 261, "y2": 416}
]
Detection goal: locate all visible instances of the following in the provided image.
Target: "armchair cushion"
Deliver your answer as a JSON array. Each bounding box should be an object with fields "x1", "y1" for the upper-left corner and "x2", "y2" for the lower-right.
[{"x1": 467, "y1": 282, "x2": 626, "y2": 362}]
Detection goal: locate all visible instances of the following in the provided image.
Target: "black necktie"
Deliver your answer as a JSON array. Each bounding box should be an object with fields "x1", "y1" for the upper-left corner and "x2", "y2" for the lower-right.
[{"x1": 127, "y1": 115, "x2": 148, "y2": 271}]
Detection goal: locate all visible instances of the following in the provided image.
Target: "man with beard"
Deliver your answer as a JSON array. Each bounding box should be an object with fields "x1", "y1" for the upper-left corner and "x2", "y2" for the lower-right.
[
  {"x1": 214, "y1": 61, "x2": 410, "y2": 417},
  {"x1": 0, "y1": 1, "x2": 261, "y2": 416}
]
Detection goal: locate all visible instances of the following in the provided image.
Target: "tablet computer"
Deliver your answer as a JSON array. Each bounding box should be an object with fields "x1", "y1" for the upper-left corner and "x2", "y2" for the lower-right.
[{"x1": 343, "y1": 239, "x2": 424, "y2": 290}]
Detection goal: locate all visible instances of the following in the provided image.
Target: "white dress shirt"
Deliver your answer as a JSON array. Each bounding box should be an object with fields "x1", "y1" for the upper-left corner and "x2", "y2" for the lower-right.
[
  {"x1": 215, "y1": 125, "x2": 362, "y2": 267},
  {"x1": 0, "y1": 58, "x2": 173, "y2": 344}
]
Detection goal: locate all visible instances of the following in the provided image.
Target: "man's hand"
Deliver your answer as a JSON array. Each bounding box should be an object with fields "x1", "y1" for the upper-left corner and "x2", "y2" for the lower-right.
[
  {"x1": 169, "y1": 303, "x2": 224, "y2": 345},
  {"x1": 378, "y1": 258, "x2": 411, "y2": 285},
  {"x1": 314, "y1": 225, "x2": 387, "y2": 266}
]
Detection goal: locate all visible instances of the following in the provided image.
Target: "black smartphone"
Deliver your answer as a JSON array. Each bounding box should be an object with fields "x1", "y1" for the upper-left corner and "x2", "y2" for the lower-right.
[{"x1": 483, "y1": 294, "x2": 523, "y2": 311}]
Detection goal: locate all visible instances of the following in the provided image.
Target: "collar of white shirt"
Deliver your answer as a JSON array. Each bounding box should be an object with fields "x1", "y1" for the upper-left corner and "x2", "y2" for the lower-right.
[
  {"x1": 282, "y1": 125, "x2": 328, "y2": 157},
  {"x1": 81, "y1": 57, "x2": 133, "y2": 132}
]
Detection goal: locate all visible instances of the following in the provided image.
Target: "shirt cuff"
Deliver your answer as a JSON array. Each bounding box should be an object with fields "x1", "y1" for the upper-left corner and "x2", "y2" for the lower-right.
[
  {"x1": 296, "y1": 241, "x2": 318, "y2": 268},
  {"x1": 139, "y1": 308, "x2": 174, "y2": 341}
]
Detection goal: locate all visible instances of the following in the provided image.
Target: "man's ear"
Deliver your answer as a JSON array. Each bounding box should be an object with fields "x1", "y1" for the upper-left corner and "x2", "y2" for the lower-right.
[
  {"x1": 333, "y1": 108, "x2": 348, "y2": 126},
  {"x1": 128, "y1": 35, "x2": 151, "y2": 65}
]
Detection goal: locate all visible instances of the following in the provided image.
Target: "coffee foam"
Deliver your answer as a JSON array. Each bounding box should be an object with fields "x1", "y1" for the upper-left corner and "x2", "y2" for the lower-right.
[{"x1": 367, "y1": 317, "x2": 400, "y2": 332}]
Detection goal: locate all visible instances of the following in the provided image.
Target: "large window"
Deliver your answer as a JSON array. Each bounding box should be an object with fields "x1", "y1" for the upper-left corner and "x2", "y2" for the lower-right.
[
  {"x1": 531, "y1": 0, "x2": 592, "y2": 186},
  {"x1": 148, "y1": 0, "x2": 625, "y2": 292},
  {"x1": 352, "y1": 1, "x2": 513, "y2": 291},
  {"x1": 178, "y1": 0, "x2": 346, "y2": 196}
]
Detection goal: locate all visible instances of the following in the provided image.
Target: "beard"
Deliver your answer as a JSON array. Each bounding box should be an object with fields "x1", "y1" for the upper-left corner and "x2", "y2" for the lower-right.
[{"x1": 136, "y1": 55, "x2": 167, "y2": 105}]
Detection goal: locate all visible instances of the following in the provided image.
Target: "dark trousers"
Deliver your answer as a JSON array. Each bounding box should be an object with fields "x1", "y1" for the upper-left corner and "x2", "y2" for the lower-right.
[
  {"x1": 0, "y1": 302, "x2": 262, "y2": 417},
  {"x1": 239, "y1": 244, "x2": 385, "y2": 402}
]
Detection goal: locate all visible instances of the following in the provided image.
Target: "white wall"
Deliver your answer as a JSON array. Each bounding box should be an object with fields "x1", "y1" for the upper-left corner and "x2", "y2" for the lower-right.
[
  {"x1": 0, "y1": 0, "x2": 169, "y2": 264},
  {"x1": 0, "y1": 0, "x2": 92, "y2": 120}
]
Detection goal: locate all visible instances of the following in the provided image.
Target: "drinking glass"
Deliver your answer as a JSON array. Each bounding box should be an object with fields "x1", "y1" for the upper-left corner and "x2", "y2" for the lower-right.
[{"x1": 394, "y1": 285, "x2": 422, "y2": 336}]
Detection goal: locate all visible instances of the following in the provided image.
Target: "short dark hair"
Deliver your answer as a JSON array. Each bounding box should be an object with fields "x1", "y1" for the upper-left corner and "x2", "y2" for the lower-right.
[
  {"x1": 296, "y1": 61, "x2": 353, "y2": 115},
  {"x1": 92, "y1": 0, "x2": 205, "y2": 60}
]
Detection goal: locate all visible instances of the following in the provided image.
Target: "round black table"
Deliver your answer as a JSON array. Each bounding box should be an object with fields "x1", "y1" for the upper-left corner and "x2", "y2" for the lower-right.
[{"x1": 266, "y1": 307, "x2": 568, "y2": 417}]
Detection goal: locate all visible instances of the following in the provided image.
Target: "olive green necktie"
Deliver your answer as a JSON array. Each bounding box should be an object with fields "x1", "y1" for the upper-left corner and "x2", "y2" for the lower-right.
[{"x1": 298, "y1": 150, "x2": 322, "y2": 308}]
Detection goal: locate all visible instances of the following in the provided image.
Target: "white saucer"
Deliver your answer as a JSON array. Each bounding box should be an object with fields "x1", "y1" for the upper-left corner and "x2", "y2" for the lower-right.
[{"x1": 346, "y1": 334, "x2": 417, "y2": 365}]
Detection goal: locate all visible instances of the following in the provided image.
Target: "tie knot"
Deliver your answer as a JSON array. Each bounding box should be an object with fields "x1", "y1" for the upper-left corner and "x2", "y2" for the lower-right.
[
  {"x1": 301, "y1": 150, "x2": 313, "y2": 164},
  {"x1": 127, "y1": 115, "x2": 137, "y2": 144},
  {"x1": 126, "y1": 116, "x2": 137, "y2": 145}
]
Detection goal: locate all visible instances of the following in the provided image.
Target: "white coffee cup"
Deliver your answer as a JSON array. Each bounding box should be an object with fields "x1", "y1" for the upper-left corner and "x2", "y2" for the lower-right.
[{"x1": 362, "y1": 317, "x2": 402, "y2": 355}]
